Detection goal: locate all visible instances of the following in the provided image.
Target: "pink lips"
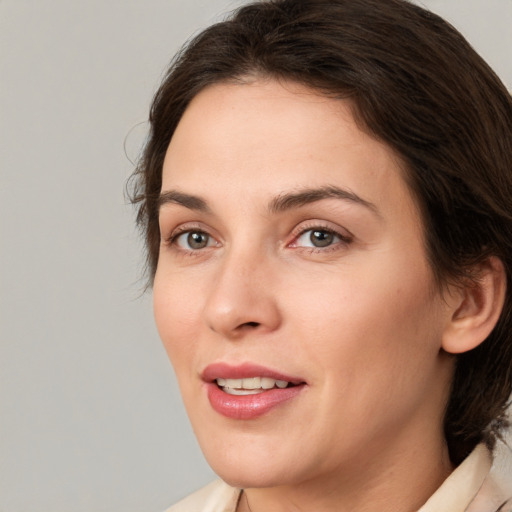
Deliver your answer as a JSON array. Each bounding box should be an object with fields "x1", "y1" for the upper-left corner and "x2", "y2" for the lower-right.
[{"x1": 202, "y1": 362, "x2": 306, "y2": 420}]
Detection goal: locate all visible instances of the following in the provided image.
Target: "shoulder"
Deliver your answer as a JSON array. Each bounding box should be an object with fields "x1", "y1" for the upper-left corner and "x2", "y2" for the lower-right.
[
  {"x1": 468, "y1": 472, "x2": 512, "y2": 512},
  {"x1": 164, "y1": 480, "x2": 241, "y2": 512}
]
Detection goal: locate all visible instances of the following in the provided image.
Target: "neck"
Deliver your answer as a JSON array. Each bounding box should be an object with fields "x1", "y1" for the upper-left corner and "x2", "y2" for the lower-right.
[{"x1": 237, "y1": 431, "x2": 453, "y2": 512}]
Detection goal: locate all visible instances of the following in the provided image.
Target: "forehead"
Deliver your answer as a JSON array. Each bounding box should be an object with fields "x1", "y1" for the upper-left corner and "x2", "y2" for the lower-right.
[{"x1": 162, "y1": 79, "x2": 418, "y2": 222}]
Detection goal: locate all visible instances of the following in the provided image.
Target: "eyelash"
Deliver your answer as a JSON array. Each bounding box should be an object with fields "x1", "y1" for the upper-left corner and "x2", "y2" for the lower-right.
[
  {"x1": 163, "y1": 223, "x2": 352, "y2": 255},
  {"x1": 164, "y1": 224, "x2": 214, "y2": 249},
  {"x1": 289, "y1": 224, "x2": 353, "y2": 253}
]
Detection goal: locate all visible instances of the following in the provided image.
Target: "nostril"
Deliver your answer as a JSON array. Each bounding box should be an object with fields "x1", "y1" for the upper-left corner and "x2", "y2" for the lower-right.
[{"x1": 244, "y1": 322, "x2": 260, "y2": 328}]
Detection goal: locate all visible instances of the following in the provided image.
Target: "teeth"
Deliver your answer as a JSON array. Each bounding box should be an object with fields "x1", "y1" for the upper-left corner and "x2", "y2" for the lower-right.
[
  {"x1": 224, "y1": 388, "x2": 263, "y2": 396},
  {"x1": 224, "y1": 378, "x2": 242, "y2": 389},
  {"x1": 242, "y1": 377, "x2": 261, "y2": 390},
  {"x1": 216, "y1": 377, "x2": 291, "y2": 392},
  {"x1": 261, "y1": 377, "x2": 275, "y2": 389}
]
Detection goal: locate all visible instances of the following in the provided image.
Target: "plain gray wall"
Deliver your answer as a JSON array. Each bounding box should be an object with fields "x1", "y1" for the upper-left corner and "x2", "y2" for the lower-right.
[{"x1": 1, "y1": 1, "x2": 511, "y2": 511}]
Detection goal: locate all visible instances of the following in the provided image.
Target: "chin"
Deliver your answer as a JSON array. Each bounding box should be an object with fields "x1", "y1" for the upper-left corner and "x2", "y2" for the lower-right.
[
  {"x1": 211, "y1": 462, "x2": 292, "y2": 489},
  {"x1": 200, "y1": 442, "x2": 301, "y2": 489}
]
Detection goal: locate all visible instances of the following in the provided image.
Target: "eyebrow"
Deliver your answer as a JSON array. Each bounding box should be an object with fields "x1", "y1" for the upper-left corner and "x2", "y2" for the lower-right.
[
  {"x1": 269, "y1": 185, "x2": 380, "y2": 216},
  {"x1": 158, "y1": 190, "x2": 211, "y2": 213},
  {"x1": 158, "y1": 185, "x2": 379, "y2": 216}
]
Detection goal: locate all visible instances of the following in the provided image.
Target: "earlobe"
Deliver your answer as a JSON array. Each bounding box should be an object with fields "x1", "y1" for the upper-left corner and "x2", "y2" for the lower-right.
[{"x1": 441, "y1": 257, "x2": 507, "y2": 354}]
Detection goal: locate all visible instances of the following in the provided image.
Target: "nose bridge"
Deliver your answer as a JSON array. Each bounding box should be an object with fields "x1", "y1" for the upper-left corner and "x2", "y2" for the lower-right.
[{"x1": 203, "y1": 240, "x2": 280, "y2": 337}]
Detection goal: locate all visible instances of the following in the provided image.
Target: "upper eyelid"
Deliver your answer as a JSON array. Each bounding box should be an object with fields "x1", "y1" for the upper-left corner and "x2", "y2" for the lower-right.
[
  {"x1": 163, "y1": 221, "x2": 212, "y2": 239},
  {"x1": 290, "y1": 220, "x2": 353, "y2": 239}
]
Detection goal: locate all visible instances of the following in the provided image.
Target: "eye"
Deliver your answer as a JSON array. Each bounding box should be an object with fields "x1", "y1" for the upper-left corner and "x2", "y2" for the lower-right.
[
  {"x1": 173, "y1": 230, "x2": 216, "y2": 250},
  {"x1": 292, "y1": 227, "x2": 348, "y2": 249}
]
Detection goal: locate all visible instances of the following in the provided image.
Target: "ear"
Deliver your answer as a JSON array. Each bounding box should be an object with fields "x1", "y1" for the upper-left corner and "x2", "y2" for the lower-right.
[{"x1": 442, "y1": 256, "x2": 507, "y2": 354}]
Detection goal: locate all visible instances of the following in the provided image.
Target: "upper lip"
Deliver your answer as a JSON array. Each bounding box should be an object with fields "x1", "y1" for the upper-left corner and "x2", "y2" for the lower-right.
[{"x1": 201, "y1": 362, "x2": 305, "y2": 385}]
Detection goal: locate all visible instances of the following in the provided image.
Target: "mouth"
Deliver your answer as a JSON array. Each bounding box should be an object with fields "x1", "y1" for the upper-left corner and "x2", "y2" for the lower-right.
[
  {"x1": 216, "y1": 376, "x2": 297, "y2": 395},
  {"x1": 202, "y1": 363, "x2": 307, "y2": 420}
]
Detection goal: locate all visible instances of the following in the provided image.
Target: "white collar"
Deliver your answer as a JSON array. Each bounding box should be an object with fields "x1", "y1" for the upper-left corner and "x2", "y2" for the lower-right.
[{"x1": 418, "y1": 444, "x2": 492, "y2": 512}]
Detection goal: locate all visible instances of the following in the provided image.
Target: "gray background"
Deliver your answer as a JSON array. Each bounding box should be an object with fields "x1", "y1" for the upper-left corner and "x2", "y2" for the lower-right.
[{"x1": 1, "y1": 1, "x2": 511, "y2": 511}]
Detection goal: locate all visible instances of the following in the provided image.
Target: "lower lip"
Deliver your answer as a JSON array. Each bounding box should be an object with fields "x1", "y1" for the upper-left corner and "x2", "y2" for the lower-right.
[{"x1": 205, "y1": 383, "x2": 305, "y2": 420}]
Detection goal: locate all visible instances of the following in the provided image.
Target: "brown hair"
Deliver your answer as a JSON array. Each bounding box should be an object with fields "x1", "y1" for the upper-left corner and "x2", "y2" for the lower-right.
[{"x1": 129, "y1": 0, "x2": 512, "y2": 465}]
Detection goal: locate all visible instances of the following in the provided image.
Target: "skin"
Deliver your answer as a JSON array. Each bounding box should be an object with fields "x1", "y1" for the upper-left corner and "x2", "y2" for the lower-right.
[{"x1": 153, "y1": 79, "x2": 460, "y2": 512}]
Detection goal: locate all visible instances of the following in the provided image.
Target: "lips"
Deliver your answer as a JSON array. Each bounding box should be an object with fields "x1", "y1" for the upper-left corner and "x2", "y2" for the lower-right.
[{"x1": 202, "y1": 362, "x2": 307, "y2": 420}]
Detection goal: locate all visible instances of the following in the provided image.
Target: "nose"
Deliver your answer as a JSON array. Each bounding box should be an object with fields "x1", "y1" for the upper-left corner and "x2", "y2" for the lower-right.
[{"x1": 203, "y1": 249, "x2": 282, "y2": 339}]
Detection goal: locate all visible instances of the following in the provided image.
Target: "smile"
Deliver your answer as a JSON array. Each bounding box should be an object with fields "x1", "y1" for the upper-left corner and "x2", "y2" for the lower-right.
[
  {"x1": 216, "y1": 377, "x2": 291, "y2": 395},
  {"x1": 202, "y1": 363, "x2": 307, "y2": 419}
]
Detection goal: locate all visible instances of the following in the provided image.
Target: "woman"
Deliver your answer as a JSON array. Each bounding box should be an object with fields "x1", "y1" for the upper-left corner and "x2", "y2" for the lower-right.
[{"x1": 130, "y1": 0, "x2": 512, "y2": 510}]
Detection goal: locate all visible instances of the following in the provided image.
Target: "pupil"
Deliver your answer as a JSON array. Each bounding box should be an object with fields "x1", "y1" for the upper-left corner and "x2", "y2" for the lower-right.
[
  {"x1": 310, "y1": 230, "x2": 333, "y2": 247},
  {"x1": 188, "y1": 232, "x2": 208, "y2": 249}
]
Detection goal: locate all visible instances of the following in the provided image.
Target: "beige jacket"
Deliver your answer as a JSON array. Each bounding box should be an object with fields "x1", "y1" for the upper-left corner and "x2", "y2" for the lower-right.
[{"x1": 166, "y1": 444, "x2": 511, "y2": 512}]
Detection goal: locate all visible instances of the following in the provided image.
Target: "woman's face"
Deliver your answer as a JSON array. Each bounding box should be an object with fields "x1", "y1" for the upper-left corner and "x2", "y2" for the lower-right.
[{"x1": 154, "y1": 80, "x2": 455, "y2": 489}]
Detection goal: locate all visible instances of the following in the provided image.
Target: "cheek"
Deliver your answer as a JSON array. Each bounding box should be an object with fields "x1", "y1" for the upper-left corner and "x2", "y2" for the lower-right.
[
  {"x1": 153, "y1": 270, "x2": 204, "y2": 376},
  {"x1": 285, "y1": 254, "x2": 442, "y2": 385},
  {"x1": 280, "y1": 261, "x2": 445, "y2": 452}
]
